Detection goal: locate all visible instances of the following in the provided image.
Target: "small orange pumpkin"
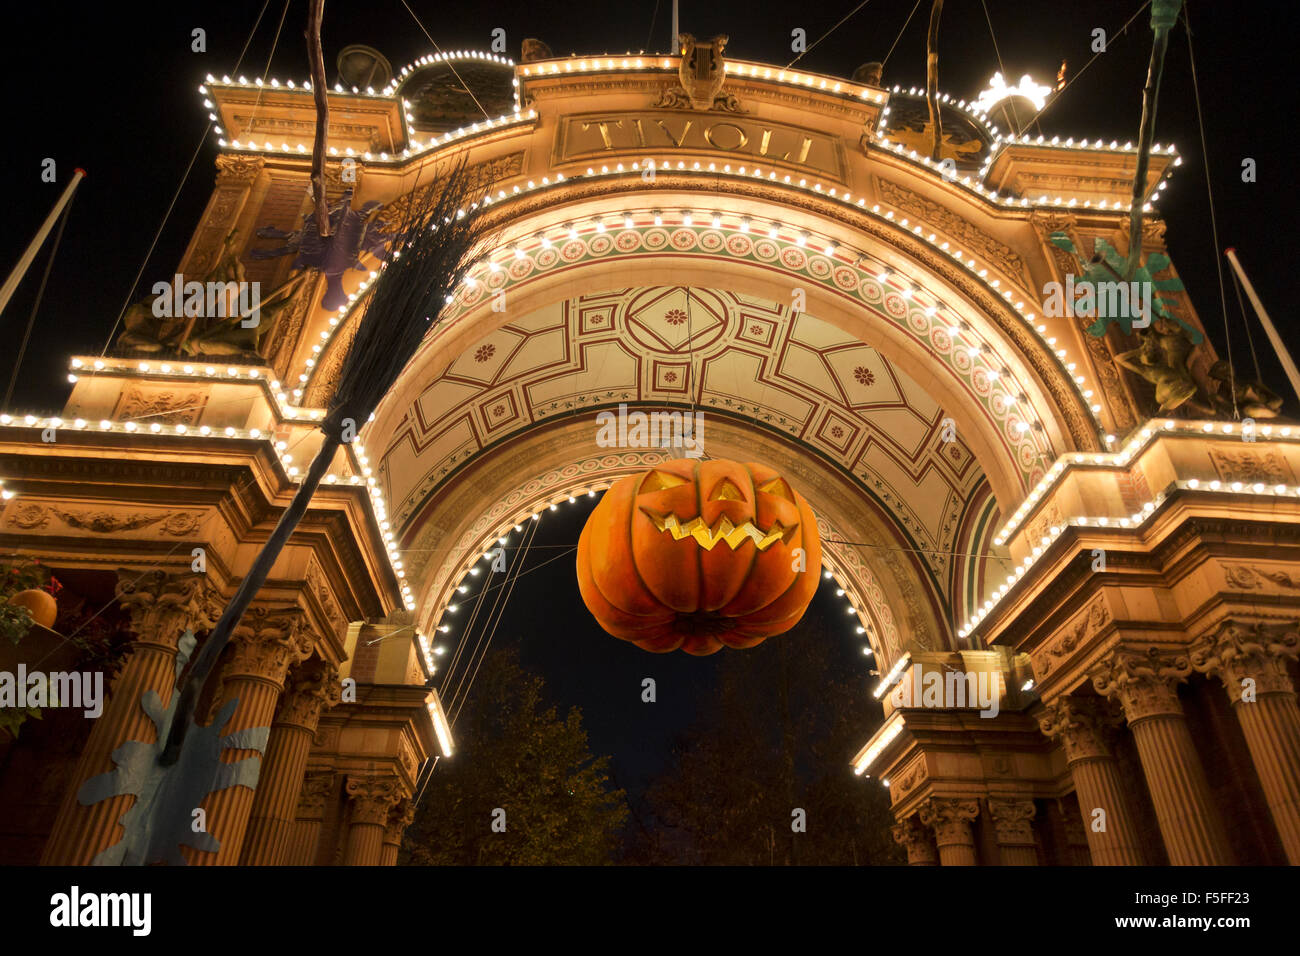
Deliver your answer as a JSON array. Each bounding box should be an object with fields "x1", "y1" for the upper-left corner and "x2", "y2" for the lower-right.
[
  {"x1": 576, "y1": 459, "x2": 822, "y2": 655},
  {"x1": 8, "y1": 588, "x2": 57, "y2": 629}
]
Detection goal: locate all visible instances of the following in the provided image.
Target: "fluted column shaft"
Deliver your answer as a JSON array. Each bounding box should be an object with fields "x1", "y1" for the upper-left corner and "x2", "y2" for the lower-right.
[
  {"x1": 1191, "y1": 621, "x2": 1300, "y2": 864},
  {"x1": 918, "y1": 798, "x2": 979, "y2": 866},
  {"x1": 1038, "y1": 696, "x2": 1146, "y2": 865},
  {"x1": 284, "y1": 772, "x2": 332, "y2": 865},
  {"x1": 240, "y1": 660, "x2": 340, "y2": 865},
  {"x1": 184, "y1": 607, "x2": 313, "y2": 865},
  {"x1": 41, "y1": 571, "x2": 220, "y2": 865},
  {"x1": 1094, "y1": 648, "x2": 1234, "y2": 866}
]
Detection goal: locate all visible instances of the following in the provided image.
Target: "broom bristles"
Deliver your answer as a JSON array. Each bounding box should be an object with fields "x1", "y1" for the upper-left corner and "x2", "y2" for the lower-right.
[{"x1": 327, "y1": 158, "x2": 493, "y2": 436}]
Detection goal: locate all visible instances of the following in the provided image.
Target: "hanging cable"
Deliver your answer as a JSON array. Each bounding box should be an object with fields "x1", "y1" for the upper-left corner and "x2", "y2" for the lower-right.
[
  {"x1": 882, "y1": 0, "x2": 925, "y2": 67},
  {"x1": 786, "y1": 0, "x2": 875, "y2": 69},
  {"x1": 1022, "y1": 0, "x2": 1150, "y2": 129},
  {"x1": 396, "y1": 0, "x2": 491, "y2": 120},
  {"x1": 1182, "y1": 3, "x2": 1237, "y2": 417},
  {"x1": 1228, "y1": 266, "x2": 1262, "y2": 381},
  {"x1": 645, "y1": 0, "x2": 661, "y2": 54},
  {"x1": 448, "y1": 514, "x2": 541, "y2": 724}
]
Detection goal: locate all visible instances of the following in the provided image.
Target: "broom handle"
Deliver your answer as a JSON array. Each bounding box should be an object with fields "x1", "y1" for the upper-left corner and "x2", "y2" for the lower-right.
[
  {"x1": 160, "y1": 432, "x2": 342, "y2": 764},
  {"x1": 1225, "y1": 248, "x2": 1300, "y2": 405},
  {"x1": 0, "y1": 169, "x2": 85, "y2": 319}
]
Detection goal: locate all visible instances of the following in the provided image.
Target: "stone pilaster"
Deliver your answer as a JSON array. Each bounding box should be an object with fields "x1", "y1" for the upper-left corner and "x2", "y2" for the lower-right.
[
  {"x1": 285, "y1": 772, "x2": 333, "y2": 865},
  {"x1": 184, "y1": 606, "x2": 314, "y2": 865},
  {"x1": 1092, "y1": 646, "x2": 1234, "y2": 865},
  {"x1": 917, "y1": 798, "x2": 980, "y2": 866},
  {"x1": 1037, "y1": 695, "x2": 1147, "y2": 865},
  {"x1": 890, "y1": 814, "x2": 938, "y2": 866},
  {"x1": 988, "y1": 798, "x2": 1038, "y2": 865},
  {"x1": 380, "y1": 799, "x2": 416, "y2": 866},
  {"x1": 41, "y1": 569, "x2": 222, "y2": 865},
  {"x1": 344, "y1": 774, "x2": 404, "y2": 866},
  {"x1": 240, "y1": 657, "x2": 341, "y2": 865},
  {"x1": 1190, "y1": 619, "x2": 1300, "y2": 864}
]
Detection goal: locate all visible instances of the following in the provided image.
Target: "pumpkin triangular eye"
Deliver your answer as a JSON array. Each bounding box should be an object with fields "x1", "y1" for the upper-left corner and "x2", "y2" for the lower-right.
[
  {"x1": 639, "y1": 470, "x2": 690, "y2": 493},
  {"x1": 758, "y1": 477, "x2": 794, "y2": 501},
  {"x1": 708, "y1": 478, "x2": 746, "y2": 501}
]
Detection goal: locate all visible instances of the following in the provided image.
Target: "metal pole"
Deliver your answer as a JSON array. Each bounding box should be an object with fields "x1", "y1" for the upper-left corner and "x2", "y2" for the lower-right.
[
  {"x1": 1225, "y1": 247, "x2": 1300, "y2": 405},
  {"x1": 0, "y1": 168, "x2": 85, "y2": 319},
  {"x1": 671, "y1": 0, "x2": 678, "y2": 51}
]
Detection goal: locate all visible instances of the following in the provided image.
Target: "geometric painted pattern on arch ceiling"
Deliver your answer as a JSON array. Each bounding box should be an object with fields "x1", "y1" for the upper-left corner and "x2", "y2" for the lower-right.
[
  {"x1": 420, "y1": 223, "x2": 1053, "y2": 483},
  {"x1": 379, "y1": 287, "x2": 990, "y2": 581}
]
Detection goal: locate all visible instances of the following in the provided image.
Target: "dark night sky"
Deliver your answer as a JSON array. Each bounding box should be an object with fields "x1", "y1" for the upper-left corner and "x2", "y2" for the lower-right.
[{"x1": 3, "y1": 2, "x2": 1297, "y2": 799}]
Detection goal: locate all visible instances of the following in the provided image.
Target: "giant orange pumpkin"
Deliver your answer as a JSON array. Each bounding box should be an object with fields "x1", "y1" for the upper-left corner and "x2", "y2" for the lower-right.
[{"x1": 576, "y1": 459, "x2": 822, "y2": 655}]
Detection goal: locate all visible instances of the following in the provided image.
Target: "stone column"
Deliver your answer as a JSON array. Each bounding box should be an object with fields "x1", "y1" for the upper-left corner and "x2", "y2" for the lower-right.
[
  {"x1": 917, "y1": 798, "x2": 980, "y2": 866},
  {"x1": 890, "y1": 814, "x2": 938, "y2": 865},
  {"x1": 343, "y1": 775, "x2": 403, "y2": 866},
  {"x1": 41, "y1": 570, "x2": 222, "y2": 865},
  {"x1": 239, "y1": 658, "x2": 341, "y2": 865},
  {"x1": 380, "y1": 799, "x2": 415, "y2": 866},
  {"x1": 1092, "y1": 647, "x2": 1234, "y2": 865},
  {"x1": 1190, "y1": 620, "x2": 1300, "y2": 864},
  {"x1": 184, "y1": 606, "x2": 314, "y2": 865},
  {"x1": 988, "y1": 798, "x2": 1038, "y2": 865},
  {"x1": 284, "y1": 772, "x2": 333, "y2": 865},
  {"x1": 1037, "y1": 695, "x2": 1147, "y2": 865}
]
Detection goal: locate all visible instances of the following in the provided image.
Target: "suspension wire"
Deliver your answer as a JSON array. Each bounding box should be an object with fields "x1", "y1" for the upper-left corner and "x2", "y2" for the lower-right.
[
  {"x1": 1182, "y1": 3, "x2": 1237, "y2": 417},
  {"x1": 786, "y1": 0, "x2": 875, "y2": 69},
  {"x1": 1228, "y1": 266, "x2": 1262, "y2": 380},
  {"x1": 448, "y1": 515, "x2": 541, "y2": 724},
  {"x1": 442, "y1": 515, "x2": 538, "y2": 717},
  {"x1": 645, "y1": 0, "x2": 661, "y2": 54},
  {"x1": 98, "y1": 0, "x2": 284, "y2": 354},
  {"x1": 437, "y1": 552, "x2": 496, "y2": 704},
  {"x1": 396, "y1": 0, "x2": 491, "y2": 119},
  {"x1": 5, "y1": 193, "x2": 77, "y2": 408},
  {"x1": 978, "y1": 0, "x2": 1033, "y2": 136},
  {"x1": 1021, "y1": 0, "x2": 1150, "y2": 129},
  {"x1": 882, "y1": 0, "x2": 925, "y2": 67}
]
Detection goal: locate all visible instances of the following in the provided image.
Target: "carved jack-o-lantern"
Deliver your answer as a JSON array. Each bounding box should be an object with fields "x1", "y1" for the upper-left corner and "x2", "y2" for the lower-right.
[{"x1": 576, "y1": 459, "x2": 821, "y2": 655}]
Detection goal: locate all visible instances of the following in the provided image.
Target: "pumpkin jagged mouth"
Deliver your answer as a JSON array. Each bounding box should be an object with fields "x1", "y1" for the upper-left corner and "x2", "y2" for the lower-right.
[{"x1": 641, "y1": 509, "x2": 796, "y2": 551}]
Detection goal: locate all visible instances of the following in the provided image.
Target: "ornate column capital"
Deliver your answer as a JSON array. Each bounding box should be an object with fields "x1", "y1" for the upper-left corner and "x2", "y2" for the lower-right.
[
  {"x1": 115, "y1": 568, "x2": 223, "y2": 649},
  {"x1": 1036, "y1": 695, "x2": 1124, "y2": 762},
  {"x1": 277, "y1": 658, "x2": 343, "y2": 731},
  {"x1": 917, "y1": 798, "x2": 980, "y2": 845},
  {"x1": 1091, "y1": 646, "x2": 1192, "y2": 722},
  {"x1": 1190, "y1": 619, "x2": 1300, "y2": 702},
  {"x1": 226, "y1": 606, "x2": 315, "y2": 686},
  {"x1": 890, "y1": 814, "x2": 937, "y2": 864},
  {"x1": 345, "y1": 774, "x2": 404, "y2": 827},
  {"x1": 988, "y1": 798, "x2": 1037, "y2": 845},
  {"x1": 214, "y1": 154, "x2": 266, "y2": 187},
  {"x1": 384, "y1": 799, "x2": 416, "y2": 846},
  {"x1": 296, "y1": 772, "x2": 334, "y2": 820}
]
